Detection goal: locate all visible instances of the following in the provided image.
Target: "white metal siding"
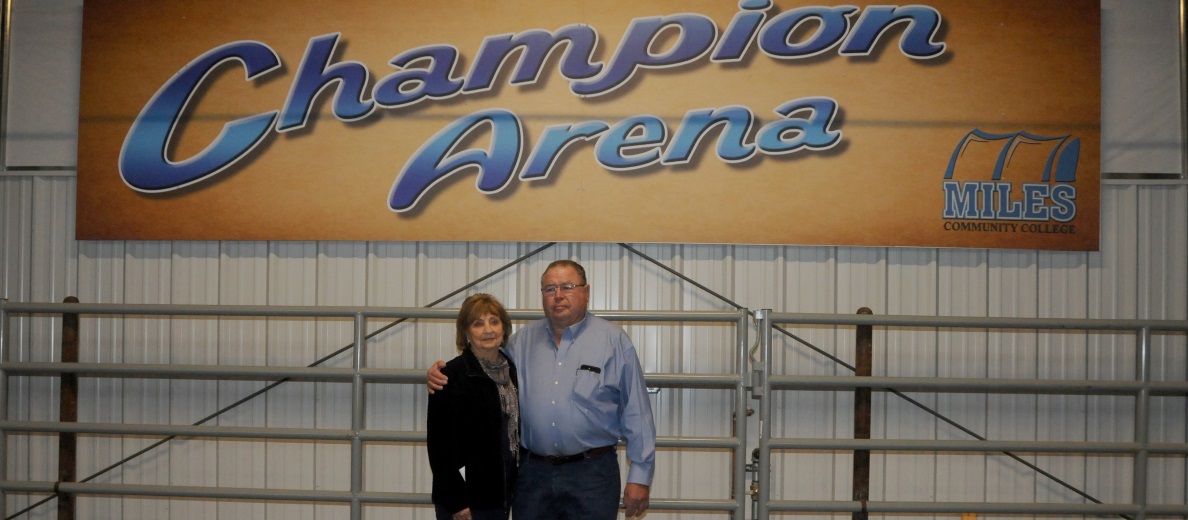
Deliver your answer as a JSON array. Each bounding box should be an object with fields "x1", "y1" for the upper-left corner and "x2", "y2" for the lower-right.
[{"x1": 3, "y1": 176, "x2": 1187, "y2": 519}]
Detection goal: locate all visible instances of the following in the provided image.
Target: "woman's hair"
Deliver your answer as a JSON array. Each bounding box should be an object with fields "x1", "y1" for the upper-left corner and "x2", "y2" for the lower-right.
[{"x1": 455, "y1": 293, "x2": 512, "y2": 352}]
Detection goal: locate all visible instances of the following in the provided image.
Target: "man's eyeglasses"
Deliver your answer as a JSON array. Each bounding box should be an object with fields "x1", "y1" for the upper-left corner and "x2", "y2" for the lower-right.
[{"x1": 541, "y1": 283, "x2": 586, "y2": 295}]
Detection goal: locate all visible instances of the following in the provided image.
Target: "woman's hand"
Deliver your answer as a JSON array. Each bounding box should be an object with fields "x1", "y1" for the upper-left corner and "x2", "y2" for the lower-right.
[{"x1": 452, "y1": 507, "x2": 473, "y2": 520}]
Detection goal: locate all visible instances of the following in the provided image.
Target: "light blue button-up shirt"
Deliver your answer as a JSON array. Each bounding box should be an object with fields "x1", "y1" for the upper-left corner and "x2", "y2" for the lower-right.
[{"x1": 505, "y1": 313, "x2": 656, "y2": 486}]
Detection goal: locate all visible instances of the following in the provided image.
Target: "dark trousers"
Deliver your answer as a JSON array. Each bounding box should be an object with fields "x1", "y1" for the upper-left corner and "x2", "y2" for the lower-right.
[
  {"x1": 511, "y1": 449, "x2": 620, "y2": 520},
  {"x1": 434, "y1": 504, "x2": 509, "y2": 520}
]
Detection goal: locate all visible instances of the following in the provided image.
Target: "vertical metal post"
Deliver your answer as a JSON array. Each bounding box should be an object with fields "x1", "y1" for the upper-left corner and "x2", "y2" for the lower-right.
[
  {"x1": 852, "y1": 307, "x2": 873, "y2": 520},
  {"x1": 1, "y1": 0, "x2": 12, "y2": 171},
  {"x1": 733, "y1": 308, "x2": 749, "y2": 520},
  {"x1": 754, "y1": 309, "x2": 773, "y2": 520},
  {"x1": 0, "y1": 298, "x2": 9, "y2": 517},
  {"x1": 58, "y1": 297, "x2": 80, "y2": 520},
  {"x1": 1133, "y1": 326, "x2": 1151, "y2": 520},
  {"x1": 1180, "y1": 0, "x2": 1187, "y2": 179},
  {"x1": 350, "y1": 313, "x2": 367, "y2": 520}
]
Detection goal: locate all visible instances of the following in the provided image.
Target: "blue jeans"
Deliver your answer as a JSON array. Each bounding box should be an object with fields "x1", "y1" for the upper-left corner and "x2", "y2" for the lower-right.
[{"x1": 511, "y1": 449, "x2": 620, "y2": 520}]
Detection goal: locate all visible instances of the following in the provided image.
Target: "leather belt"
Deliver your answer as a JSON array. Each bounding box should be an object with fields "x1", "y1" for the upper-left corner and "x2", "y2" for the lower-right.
[{"x1": 525, "y1": 445, "x2": 615, "y2": 465}]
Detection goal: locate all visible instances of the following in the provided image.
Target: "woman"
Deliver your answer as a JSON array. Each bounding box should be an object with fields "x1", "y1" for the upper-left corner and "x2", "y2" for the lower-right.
[{"x1": 427, "y1": 293, "x2": 520, "y2": 520}]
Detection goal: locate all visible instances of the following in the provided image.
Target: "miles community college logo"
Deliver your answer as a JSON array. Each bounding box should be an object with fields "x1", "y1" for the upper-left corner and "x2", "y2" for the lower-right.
[{"x1": 942, "y1": 129, "x2": 1080, "y2": 236}]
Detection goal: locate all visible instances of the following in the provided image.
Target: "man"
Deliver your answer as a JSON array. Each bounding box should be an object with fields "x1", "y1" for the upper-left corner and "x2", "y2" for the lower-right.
[{"x1": 429, "y1": 259, "x2": 656, "y2": 519}]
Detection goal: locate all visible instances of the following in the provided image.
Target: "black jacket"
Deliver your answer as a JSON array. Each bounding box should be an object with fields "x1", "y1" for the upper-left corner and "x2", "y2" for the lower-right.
[{"x1": 427, "y1": 349, "x2": 519, "y2": 514}]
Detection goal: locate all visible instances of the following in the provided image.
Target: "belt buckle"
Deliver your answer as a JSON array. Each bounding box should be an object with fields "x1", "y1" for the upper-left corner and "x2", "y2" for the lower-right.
[
  {"x1": 552, "y1": 452, "x2": 581, "y2": 465},
  {"x1": 530, "y1": 446, "x2": 610, "y2": 465}
]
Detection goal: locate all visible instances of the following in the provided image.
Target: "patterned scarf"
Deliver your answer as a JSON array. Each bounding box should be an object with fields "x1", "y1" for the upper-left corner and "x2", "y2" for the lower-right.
[{"x1": 477, "y1": 354, "x2": 520, "y2": 464}]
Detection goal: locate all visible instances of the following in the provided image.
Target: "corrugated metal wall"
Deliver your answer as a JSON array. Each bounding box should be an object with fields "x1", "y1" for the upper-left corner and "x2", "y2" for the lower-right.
[
  {"x1": 3, "y1": 0, "x2": 1188, "y2": 518},
  {"x1": 3, "y1": 178, "x2": 1186, "y2": 519}
]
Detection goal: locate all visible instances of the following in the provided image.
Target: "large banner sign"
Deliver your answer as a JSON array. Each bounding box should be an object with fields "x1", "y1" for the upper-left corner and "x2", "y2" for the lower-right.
[{"x1": 78, "y1": 1, "x2": 1100, "y2": 249}]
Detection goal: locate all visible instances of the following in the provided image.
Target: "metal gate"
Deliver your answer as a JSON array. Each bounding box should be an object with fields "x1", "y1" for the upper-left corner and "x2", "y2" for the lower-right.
[{"x1": 2, "y1": 299, "x2": 1187, "y2": 519}]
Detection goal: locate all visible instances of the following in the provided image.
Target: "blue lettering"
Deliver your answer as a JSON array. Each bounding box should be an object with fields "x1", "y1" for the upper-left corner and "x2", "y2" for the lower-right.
[
  {"x1": 840, "y1": 6, "x2": 946, "y2": 58},
  {"x1": 373, "y1": 46, "x2": 464, "y2": 108},
  {"x1": 520, "y1": 122, "x2": 609, "y2": 180},
  {"x1": 572, "y1": 14, "x2": 718, "y2": 96},
  {"x1": 758, "y1": 6, "x2": 858, "y2": 58},
  {"x1": 712, "y1": 0, "x2": 771, "y2": 62},
  {"x1": 465, "y1": 25, "x2": 602, "y2": 93},
  {"x1": 1023, "y1": 184, "x2": 1051, "y2": 220},
  {"x1": 393, "y1": 98, "x2": 841, "y2": 211},
  {"x1": 755, "y1": 97, "x2": 841, "y2": 153},
  {"x1": 127, "y1": 3, "x2": 949, "y2": 200},
  {"x1": 943, "y1": 181, "x2": 1080, "y2": 223},
  {"x1": 120, "y1": 41, "x2": 280, "y2": 192},
  {"x1": 663, "y1": 106, "x2": 756, "y2": 164},
  {"x1": 994, "y1": 183, "x2": 1023, "y2": 219},
  {"x1": 389, "y1": 109, "x2": 523, "y2": 212},
  {"x1": 595, "y1": 116, "x2": 668, "y2": 170},
  {"x1": 979, "y1": 182, "x2": 996, "y2": 219},
  {"x1": 942, "y1": 181, "x2": 980, "y2": 219},
  {"x1": 278, "y1": 33, "x2": 374, "y2": 132},
  {"x1": 1050, "y1": 184, "x2": 1077, "y2": 222}
]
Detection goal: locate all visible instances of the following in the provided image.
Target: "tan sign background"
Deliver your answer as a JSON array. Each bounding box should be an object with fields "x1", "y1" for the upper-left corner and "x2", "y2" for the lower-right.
[{"x1": 78, "y1": 1, "x2": 1100, "y2": 249}]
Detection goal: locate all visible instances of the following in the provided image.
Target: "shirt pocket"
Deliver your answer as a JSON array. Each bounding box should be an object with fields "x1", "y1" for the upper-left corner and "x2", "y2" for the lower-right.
[
  {"x1": 573, "y1": 366, "x2": 602, "y2": 400},
  {"x1": 572, "y1": 365, "x2": 617, "y2": 425}
]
